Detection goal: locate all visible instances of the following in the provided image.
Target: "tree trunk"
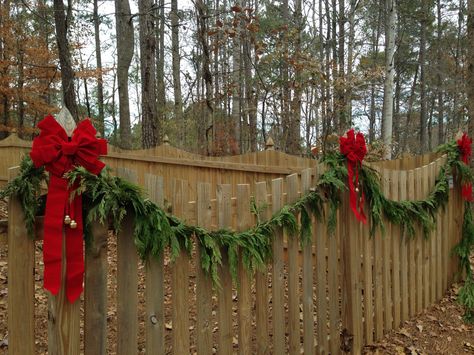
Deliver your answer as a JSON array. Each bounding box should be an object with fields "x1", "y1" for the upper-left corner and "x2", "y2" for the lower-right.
[
  {"x1": 382, "y1": 0, "x2": 396, "y2": 159},
  {"x1": 196, "y1": 0, "x2": 213, "y2": 155},
  {"x1": 17, "y1": 41, "x2": 24, "y2": 136},
  {"x1": 337, "y1": 0, "x2": 346, "y2": 133},
  {"x1": 281, "y1": 0, "x2": 290, "y2": 152},
  {"x1": 231, "y1": 1, "x2": 241, "y2": 153},
  {"x1": 369, "y1": 3, "x2": 382, "y2": 143},
  {"x1": 468, "y1": 0, "x2": 474, "y2": 141},
  {"x1": 53, "y1": 0, "x2": 78, "y2": 121},
  {"x1": 345, "y1": 0, "x2": 357, "y2": 129},
  {"x1": 404, "y1": 62, "x2": 419, "y2": 150},
  {"x1": 93, "y1": 0, "x2": 105, "y2": 136},
  {"x1": 139, "y1": 0, "x2": 158, "y2": 148},
  {"x1": 289, "y1": 0, "x2": 302, "y2": 154},
  {"x1": 171, "y1": 0, "x2": 183, "y2": 142},
  {"x1": 419, "y1": 0, "x2": 428, "y2": 153},
  {"x1": 115, "y1": 0, "x2": 134, "y2": 149},
  {"x1": 156, "y1": 0, "x2": 165, "y2": 144}
]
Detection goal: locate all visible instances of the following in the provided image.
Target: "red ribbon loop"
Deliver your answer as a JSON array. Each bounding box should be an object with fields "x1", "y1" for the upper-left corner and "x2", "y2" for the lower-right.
[
  {"x1": 30, "y1": 115, "x2": 107, "y2": 303},
  {"x1": 339, "y1": 129, "x2": 367, "y2": 223},
  {"x1": 457, "y1": 133, "x2": 473, "y2": 202}
]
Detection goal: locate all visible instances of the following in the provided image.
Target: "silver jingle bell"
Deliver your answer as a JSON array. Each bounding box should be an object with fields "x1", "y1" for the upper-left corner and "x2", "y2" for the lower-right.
[
  {"x1": 70, "y1": 220, "x2": 77, "y2": 229},
  {"x1": 64, "y1": 215, "x2": 71, "y2": 225}
]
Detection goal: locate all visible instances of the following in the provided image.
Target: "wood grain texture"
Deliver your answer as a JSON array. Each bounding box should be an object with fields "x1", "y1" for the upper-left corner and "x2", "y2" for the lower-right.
[
  {"x1": 237, "y1": 184, "x2": 253, "y2": 355},
  {"x1": 271, "y1": 178, "x2": 285, "y2": 355},
  {"x1": 196, "y1": 182, "x2": 213, "y2": 355},
  {"x1": 389, "y1": 169, "x2": 401, "y2": 328},
  {"x1": 217, "y1": 184, "x2": 233, "y2": 355},
  {"x1": 407, "y1": 170, "x2": 416, "y2": 316},
  {"x1": 171, "y1": 179, "x2": 190, "y2": 354},
  {"x1": 382, "y1": 169, "x2": 393, "y2": 332},
  {"x1": 116, "y1": 168, "x2": 138, "y2": 355},
  {"x1": 145, "y1": 174, "x2": 165, "y2": 355},
  {"x1": 363, "y1": 218, "x2": 374, "y2": 345},
  {"x1": 328, "y1": 211, "x2": 340, "y2": 354},
  {"x1": 301, "y1": 169, "x2": 314, "y2": 354},
  {"x1": 414, "y1": 168, "x2": 423, "y2": 313},
  {"x1": 85, "y1": 221, "x2": 108, "y2": 355},
  {"x1": 340, "y1": 183, "x2": 362, "y2": 353},
  {"x1": 399, "y1": 170, "x2": 409, "y2": 322},
  {"x1": 286, "y1": 173, "x2": 300, "y2": 354},
  {"x1": 7, "y1": 167, "x2": 35, "y2": 355},
  {"x1": 254, "y1": 181, "x2": 270, "y2": 355}
]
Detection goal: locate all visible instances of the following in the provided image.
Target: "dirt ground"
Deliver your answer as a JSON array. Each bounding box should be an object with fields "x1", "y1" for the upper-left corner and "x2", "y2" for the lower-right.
[{"x1": 0, "y1": 198, "x2": 473, "y2": 354}]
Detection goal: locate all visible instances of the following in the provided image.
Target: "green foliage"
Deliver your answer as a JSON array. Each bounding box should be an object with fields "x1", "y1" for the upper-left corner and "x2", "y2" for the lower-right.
[
  {"x1": 361, "y1": 164, "x2": 450, "y2": 239},
  {"x1": 0, "y1": 156, "x2": 46, "y2": 237},
  {"x1": 458, "y1": 277, "x2": 474, "y2": 324}
]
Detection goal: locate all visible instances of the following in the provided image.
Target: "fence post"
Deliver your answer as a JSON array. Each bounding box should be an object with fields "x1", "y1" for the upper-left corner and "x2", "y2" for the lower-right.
[
  {"x1": 7, "y1": 166, "x2": 35, "y2": 355},
  {"x1": 340, "y1": 191, "x2": 362, "y2": 354},
  {"x1": 84, "y1": 221, "x2": 108, "y2": 355}
]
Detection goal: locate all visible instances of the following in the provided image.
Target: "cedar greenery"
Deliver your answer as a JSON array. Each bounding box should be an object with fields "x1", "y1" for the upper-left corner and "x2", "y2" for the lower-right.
[{"x1": 1, "y1": 138, "x2": 473, "y2": 319}]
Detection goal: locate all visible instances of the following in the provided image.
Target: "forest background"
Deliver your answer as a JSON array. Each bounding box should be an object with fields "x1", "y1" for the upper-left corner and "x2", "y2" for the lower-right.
[{"x1": 2, "y1": 0, "x2": 474, "y2": 159}]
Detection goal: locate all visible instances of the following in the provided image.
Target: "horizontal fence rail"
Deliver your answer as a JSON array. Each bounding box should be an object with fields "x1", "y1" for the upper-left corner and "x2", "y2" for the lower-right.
[{"x1": 3, "y1": 151, "x2": 463, "y2": 354}]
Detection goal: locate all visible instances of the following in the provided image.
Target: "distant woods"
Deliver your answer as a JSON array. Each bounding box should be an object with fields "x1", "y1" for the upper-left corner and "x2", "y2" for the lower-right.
[{"x1": 1, "y1": 0, "x2": 474, "y2": 156}]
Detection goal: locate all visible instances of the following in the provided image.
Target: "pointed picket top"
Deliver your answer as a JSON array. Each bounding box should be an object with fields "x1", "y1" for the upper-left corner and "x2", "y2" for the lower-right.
[
  {"x1": 56, "y1": 107, "x2": 76, "y2": 137},
  {"x1": 265, "y1": 137, "x2": 274, "y2": 150}
]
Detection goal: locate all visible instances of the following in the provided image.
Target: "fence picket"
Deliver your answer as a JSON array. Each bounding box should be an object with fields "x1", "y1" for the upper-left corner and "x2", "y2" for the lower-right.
[
  {"x1": 196, "y1": 182, "x2": 213, "y2": 355},
  {"x1": 328, "y1": 211, "x2": 340, "y2": 353},
  {"x1": 382, "y1": 169, "x2": 393, "y2": 332},
  {"x1": 286, "y1": 173, "x2": 301, "y2": 354},
  {"x1": 7, "y1": 167, "x2": 35, "y2": 355},
  {"x1": 414, "y1": 168, "x2": 423, "y2": 313},
  {"x1": 407, "y1": 170, "x2": 416, "y2": 316},
  {"x1": 422, "y1": 166, "x2": 430, "y2": 309},
  {"x1": 435, "y1": 159, "x2": 444, "y2": 300},
  {"x1": 363, "y1": 216, "x2": 374, "y2": 344},
  {"x1": 237, "y1": 184, "x2": 253, "y2": 355},
  {"x1": 271, "y1": 178, "x2": 286, "y2": 355},
  {"x1": 116, "y1": 168, "x2": 138, "y2": 355},
  {"x1": 301, "y1": 168, "x2": 314, "y2": 354},
  {"x1": 145, "y1": 174, "x2": 165, "y2": 355},
  {"x1": 255, "y1": 181, "x2": 270, "y2": 355},
  {"x1": 217, "y1": 184, "x2": 233, "y2": 355},
  {"x1": 399, "y1": 171, "x2": 409, "y2": 323},
  {"x1": 390, "y1": 169, "x2": 401, "y2": 328},
  {"x1": 429, "y1": 163, "x2": 437, "y2": 304}
]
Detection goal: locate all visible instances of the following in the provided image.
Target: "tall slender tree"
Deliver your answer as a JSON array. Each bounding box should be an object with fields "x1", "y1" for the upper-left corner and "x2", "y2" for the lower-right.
[
  {"x1": 468, "y1": 0, "x2": 474, "y2": 142},
  {"x1": 115, "y1": 0, "x2": 134, "y2": 149},
  {"x1": 171, "y1": 0, "x2": 183, "y2": 141},
  {"x1": 94, "y1": 0, "x2": 105, "y2": 136},
  {"x1": 53, "y1": 0, "x2": 78, "y2": 120},
  {"x1": 382, "y1": 0, "x2": 397, "y2": 158},
  {"x1": 139, "y1": 0, "x2": 158, "y2": 148}
]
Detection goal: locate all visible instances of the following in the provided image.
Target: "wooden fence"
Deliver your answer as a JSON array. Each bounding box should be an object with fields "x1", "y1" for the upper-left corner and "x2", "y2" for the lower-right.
[{"x1": 4, "y1": 151, "x2": 464, "y2": 355}]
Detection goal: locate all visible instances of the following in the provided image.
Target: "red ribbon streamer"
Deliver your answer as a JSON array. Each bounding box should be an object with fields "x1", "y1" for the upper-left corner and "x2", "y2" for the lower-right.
[
  {"x1": 339, "y1": 129, "x2": 367, "y2": 223},
  {"x1": 457, "y1": 133, "x2": 473, "y2": 201},
  {"x1": 30, "y1": 115, "x2": 107, "y2": 302}
]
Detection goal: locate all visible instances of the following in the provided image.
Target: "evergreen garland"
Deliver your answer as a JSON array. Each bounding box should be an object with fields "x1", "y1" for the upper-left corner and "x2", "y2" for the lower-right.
[{"x1": 1, "y1": 138, "x2": 473, "y2": 319}]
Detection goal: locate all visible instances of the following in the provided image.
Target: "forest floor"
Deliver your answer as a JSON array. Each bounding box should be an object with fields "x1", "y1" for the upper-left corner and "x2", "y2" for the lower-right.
[{"x1": 0, "y1": 199, "x2": 473, "y2": 354}]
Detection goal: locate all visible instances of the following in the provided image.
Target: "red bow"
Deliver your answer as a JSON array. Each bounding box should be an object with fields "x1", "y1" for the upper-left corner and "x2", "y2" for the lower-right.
[
  {"x1": 457, "y1": 133, "x2": 473, "y2": 201},
  {"x1": 339, "y1": 129, "x2": 367, "y2": 223},
  {"x1": 30, "y1": 115, "x2": 107, "y2": 302}
]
